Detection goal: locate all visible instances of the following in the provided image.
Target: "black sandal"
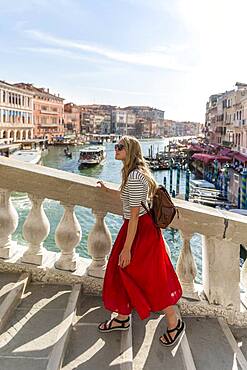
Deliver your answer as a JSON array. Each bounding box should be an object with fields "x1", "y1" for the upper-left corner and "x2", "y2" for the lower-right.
[
  {"x1": 98, "y1": 316, "x2": 130, "y2": 332},
  {"x1": 159, "y1": 319, "x2": 186, "y2": 347}
]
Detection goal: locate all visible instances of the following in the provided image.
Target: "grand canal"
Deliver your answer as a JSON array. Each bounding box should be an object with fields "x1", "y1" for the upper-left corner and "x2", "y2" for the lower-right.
[{"x1": 12, "y1": 138, "x2": 202, "y2": 282}]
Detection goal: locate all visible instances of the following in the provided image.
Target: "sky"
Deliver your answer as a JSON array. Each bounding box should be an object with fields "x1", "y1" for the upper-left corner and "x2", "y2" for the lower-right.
[{"x1": 0, "y1": 0, "x2": 247, "y2": 122}]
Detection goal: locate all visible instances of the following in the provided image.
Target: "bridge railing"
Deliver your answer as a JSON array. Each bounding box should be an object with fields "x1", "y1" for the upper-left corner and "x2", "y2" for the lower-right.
[{"x1": 0, "y1": 156, "x2": 247, "y2": 321}]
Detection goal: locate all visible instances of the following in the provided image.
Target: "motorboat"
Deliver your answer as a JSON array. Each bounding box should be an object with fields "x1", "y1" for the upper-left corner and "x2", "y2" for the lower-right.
[
  {"x1": 189, "y1": 179, "x2": 229, "y2": 207},
  {"x1": 78, "y1": 146, "x2": 106, "y2": 168},
  {"x1": 9, "y1": 140, "x2": 48, "y2": 164}
]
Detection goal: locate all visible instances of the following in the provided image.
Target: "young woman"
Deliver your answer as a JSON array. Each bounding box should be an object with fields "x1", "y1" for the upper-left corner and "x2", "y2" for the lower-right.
[{"x1": 97, "y1": 136, "x2": 185, "y2": 346}]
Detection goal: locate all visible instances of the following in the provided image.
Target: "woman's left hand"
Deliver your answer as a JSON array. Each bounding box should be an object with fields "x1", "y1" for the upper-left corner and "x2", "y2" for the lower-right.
[{"x1": 118, "y1": 248, "x2": 131, "y2": 268}]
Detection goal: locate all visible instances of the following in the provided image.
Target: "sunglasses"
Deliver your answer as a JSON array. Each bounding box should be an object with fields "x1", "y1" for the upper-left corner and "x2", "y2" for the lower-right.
[{"x1": 114, "y1": 143, "x2": 125, "y2": 151}]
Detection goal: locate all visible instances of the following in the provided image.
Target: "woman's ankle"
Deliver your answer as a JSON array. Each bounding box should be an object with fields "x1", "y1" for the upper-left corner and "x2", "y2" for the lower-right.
[{"x1": 117, "y1": 314, "x2": 129, "y2": 321}]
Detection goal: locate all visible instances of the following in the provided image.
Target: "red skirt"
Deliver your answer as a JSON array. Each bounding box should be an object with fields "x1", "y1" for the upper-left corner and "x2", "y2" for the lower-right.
[{"x1": 102, "y1": 213, "x2": 182, "y2": 320}]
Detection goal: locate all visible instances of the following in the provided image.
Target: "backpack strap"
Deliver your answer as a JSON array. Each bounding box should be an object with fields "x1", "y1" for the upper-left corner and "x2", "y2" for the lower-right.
[{"x1": 141, "y1": 201, "x2": 152, "y2": 216}]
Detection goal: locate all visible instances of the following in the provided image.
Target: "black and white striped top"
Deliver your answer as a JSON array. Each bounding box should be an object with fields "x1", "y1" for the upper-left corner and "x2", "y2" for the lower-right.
[{"x1": 120, "y1": 169, "x2": 149, "y2": 219}]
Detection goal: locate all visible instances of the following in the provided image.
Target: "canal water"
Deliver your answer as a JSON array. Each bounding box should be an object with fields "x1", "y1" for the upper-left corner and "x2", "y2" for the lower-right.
[{"x1": 12, "y1": 138, "x2": 202, "y2": 282}]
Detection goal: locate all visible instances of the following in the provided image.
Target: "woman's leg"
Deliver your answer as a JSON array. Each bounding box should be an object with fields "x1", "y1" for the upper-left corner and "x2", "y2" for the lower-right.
[
  {"x1": 160, "y1": 305, "x2": 180, "y2": 343},
  {"x1": 163, "y1": 305, "x2": 178, "y2": 329}
]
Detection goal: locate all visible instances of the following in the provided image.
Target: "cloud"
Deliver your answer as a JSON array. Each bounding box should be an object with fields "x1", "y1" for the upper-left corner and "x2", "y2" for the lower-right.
[
  {"x1": 19, "y1": 47, "x2": 109, "y2": 64},
  {"x1": 83, "y1": 86, "x2": 168, "y2": 97},
  {"x1": 25, "y1": 29, "x2": 190, "y2": 72}
]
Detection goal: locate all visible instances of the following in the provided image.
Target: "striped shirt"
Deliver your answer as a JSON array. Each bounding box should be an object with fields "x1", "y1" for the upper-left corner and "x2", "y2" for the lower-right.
[{"x1": 120, "y1": 169, "x2": 149, "y2": 219}]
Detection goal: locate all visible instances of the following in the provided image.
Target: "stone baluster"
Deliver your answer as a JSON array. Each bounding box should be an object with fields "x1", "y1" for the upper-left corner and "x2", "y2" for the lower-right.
[
  {"x1": 176, "y1": 231, "x2": 197, "y2": 298},
  {"x1": 87, "y1": 210, "x2": 112, "y2": 278},
  {"x1": 22, "y1": 195, "x2": 50, "y2": 265},
  {"x1": 202, "y1": 235, "x2": 240, "y2": 310},
  {"x1": 0, "y1": 188, "x2": 18, "y2": 258},
  {"x1": 55, "y1": 203, "x2": 81, "y2": 272}
]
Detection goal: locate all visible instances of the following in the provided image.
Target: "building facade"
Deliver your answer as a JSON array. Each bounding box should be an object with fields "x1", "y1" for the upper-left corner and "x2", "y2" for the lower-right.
[
  {"x1": 112, "y1": 109, "x2": 136, "y2": 136},
  {"x1": 14, "y1": 83, "x2": 64, "y2": 142},
  {"x1": 80, "y1": 105, "x2": 114, "y2": 134},
  {"x1": 64, "y1": 103, "x2": 82, "y2": 136},
  {"x1": 205, "y1": 83, "x2": 247, "y2": 155},
  {"x1": 0, "y1": 81, "x2": 34, "y2": 144}
]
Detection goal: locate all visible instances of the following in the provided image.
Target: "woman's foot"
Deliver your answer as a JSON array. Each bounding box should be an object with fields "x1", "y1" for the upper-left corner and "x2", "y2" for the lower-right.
[
  {"x1": 98, "y1": 316, "x2": 130, "y2": 332},
  {"x1": 159, "y1": 319, "x2": 186, "y2": 346}
]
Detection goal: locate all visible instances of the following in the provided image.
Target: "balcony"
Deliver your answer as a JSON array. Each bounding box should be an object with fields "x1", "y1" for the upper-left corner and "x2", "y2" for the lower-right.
[
  {"x1": 0, "y1": 157, "x2": 247, "y2": 369},
  {"x1": 40, "y1": 109, "x2": 58, "y2": 115},
  {"x1": 39, "y1": 123, "x2": 58, "y2": 128}
]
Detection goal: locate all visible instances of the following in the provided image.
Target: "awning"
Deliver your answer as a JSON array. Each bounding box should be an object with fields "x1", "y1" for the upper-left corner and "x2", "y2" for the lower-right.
[
  {"x1": 233, "y1": 152, "x2": 247, "y2": 163},
  {"x1": 192, "y1": 153, "x2": 232, "y2": 164},
  {"x1": 189, "y1": 145, "x2": 208, "y2": 152}
]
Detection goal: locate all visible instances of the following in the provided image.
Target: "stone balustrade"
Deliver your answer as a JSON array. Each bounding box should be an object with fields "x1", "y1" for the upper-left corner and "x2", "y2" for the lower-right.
[{"x1": 1, "y1": 157, "x2": 247, "y2": 325}]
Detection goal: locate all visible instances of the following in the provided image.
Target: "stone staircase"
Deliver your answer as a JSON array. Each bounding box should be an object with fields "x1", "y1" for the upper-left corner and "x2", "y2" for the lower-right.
[{"x1": 1, "y1": 271, "x2": 247, "y2": 370}]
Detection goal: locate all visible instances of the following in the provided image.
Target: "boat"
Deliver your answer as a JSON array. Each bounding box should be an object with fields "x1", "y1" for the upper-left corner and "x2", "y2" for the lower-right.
[
  {"x1": 189, "y1": 179, "x2": 230, "y2": 207},
  {"x1": 9, "y1": 140, "x2": 48, "y2": 165},
  {"x1": 78, "y1": 146, "x2": 106, "y2": 168},
  {"x1": 89, "y1": 140, "x2": 103, "y2": 145},
  {"x1": 64, "y1": 147, "x2": 72, "y2": 159}
]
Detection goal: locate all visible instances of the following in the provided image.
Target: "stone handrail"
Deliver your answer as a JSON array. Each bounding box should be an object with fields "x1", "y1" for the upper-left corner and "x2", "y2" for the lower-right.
[{"x1": 1, "y1": 157, "x2": 247, "y2": 323}]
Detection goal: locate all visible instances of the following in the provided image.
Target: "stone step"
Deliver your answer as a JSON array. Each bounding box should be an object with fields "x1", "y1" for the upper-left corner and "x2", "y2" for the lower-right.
[
  {"x1": 62, "y1": 294, "x2": 133, "y2": 370},
  {"x1": 46, "y1": 284, "x2": 81, "y2": 370},
  {"x1": 0, "y1": 282, "x2": 74, "y2": 370},
  {"x1": 0, "y1": 272, "x2": 30, "y2": 333},
  {"x1": 132, "y1": 311, "x2": 186, "y2": 370},
  {"x1": 183, "y1": 316, "x2": 241, "y2": 370},
  {"x1": 0, "y1": 272, "x2": 23, "y2": 306}
]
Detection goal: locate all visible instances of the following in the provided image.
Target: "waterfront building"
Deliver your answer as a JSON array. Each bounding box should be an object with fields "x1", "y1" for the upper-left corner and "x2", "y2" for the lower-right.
[
  {"x1": 0, "y1": 80, "x2": 33, "y2": 144},
  {"x1": 162, "y1": 119, "x2": 201, "y2": 138},
  {"x1": 124, "y1": 106, "x2": 164, "y2": 137},
  {"x1": 142, "y1": 118, "x2": 157, "y2": 137},
  {"x1": 80, "y1": 104, "x2": 114, "y2": 134},
  {"x1": 14, "y1": 83, "x2": 64, "y2": 142},
  {"x1": 64, "y1": 103, "x2": 82, "y2": 136},
  {"x1": 124, "y1": 105, "x2": 165, "y2": 121},
  {"x1": 205, "y1": 83, "x2": 247, "y2": 205},
  {"x1": 112, "y1": 109, "x2": 136, "y2": 136},
  {"x1": 205, "y1": 82, "x2": 247, "y2": 154}
]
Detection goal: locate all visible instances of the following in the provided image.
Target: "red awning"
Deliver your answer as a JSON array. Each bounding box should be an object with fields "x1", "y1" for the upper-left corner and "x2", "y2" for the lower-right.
[
  {"x1": 189, "y1": 145, "x2": 208, "y2": 152},
  {"x1": 192, "y1": 153, "x2": 232, "y2": 164},
  {"x1": 233, "y1": 152, "x2": 247, "y2": 163}
]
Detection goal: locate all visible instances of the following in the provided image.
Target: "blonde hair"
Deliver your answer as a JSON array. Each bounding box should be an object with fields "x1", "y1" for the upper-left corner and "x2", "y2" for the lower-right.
[{"x1": 120, "y1": 136, "x2": 158, "y2": 198}]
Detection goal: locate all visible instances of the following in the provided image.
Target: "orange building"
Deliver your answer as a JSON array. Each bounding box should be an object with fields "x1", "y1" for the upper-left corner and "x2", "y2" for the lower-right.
[
  {"x1": 64, "y1": 103, "x2": 82, "y2": 135},
  {"x1": 14, "y1": 83, "x2": 64, "y2": 142}
]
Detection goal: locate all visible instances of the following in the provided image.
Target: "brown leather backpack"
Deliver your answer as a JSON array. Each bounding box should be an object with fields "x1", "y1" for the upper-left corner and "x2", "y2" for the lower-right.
[{"x1": 141, "y1": 185, "x2": 178, "y2": 229}]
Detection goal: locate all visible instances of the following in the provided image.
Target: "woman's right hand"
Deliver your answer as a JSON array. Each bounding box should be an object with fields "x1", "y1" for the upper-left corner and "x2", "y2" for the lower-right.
[{"x1": 96, "y1": 180, "x2": 108, "y2": 191}]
